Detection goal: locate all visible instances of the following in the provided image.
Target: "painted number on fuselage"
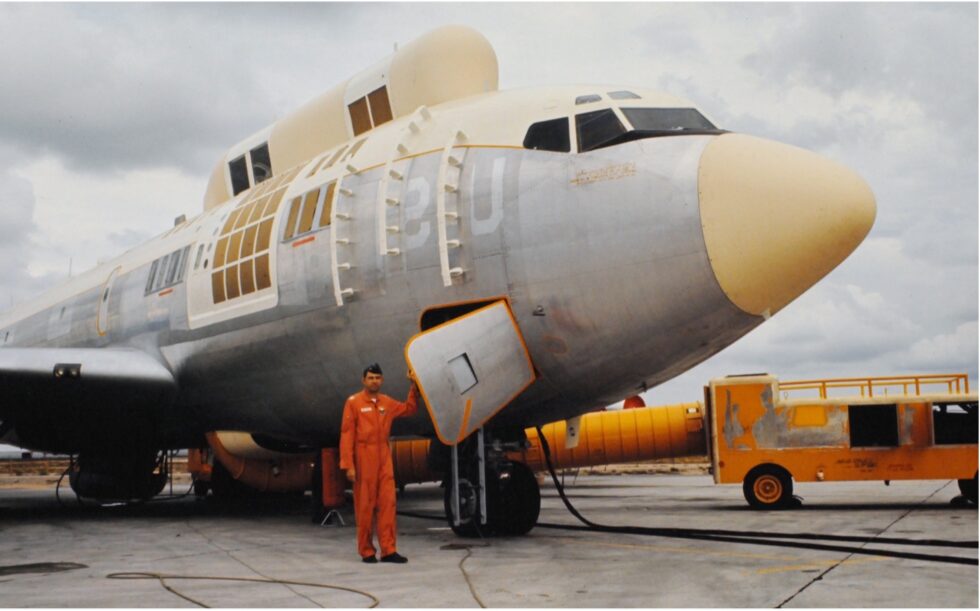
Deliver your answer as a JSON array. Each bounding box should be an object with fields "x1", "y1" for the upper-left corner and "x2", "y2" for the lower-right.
[{"x1": 403, "y1": 155, "x2": 506, "y2": 250}]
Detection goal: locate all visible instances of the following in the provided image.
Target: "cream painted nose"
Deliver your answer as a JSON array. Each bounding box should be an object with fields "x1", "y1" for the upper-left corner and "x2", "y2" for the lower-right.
[{"x1": 698, "y1": 133, "x2": 876, "y2": 317}]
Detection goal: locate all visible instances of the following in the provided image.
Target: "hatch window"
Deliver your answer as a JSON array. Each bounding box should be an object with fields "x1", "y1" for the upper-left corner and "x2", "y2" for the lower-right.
[
  {"x1": 349, "y1": 86, "x2": 394, "y2": 136},
  {"x1": 608, "y1": 90, "x2": 641, "y2": 100},
  {"x1": 523, "y1": 117, "x2": 571, "y2": 153},
  {"x1": 575, "y1": 94, "x2": 602, "y2": 105},
  {"x1": 229, "y1": 155, "x2": 249, "y2": 196},
  {"x1": 250, "y1": 143, "x2": 272, "y2": 184},
  {"x1": 368, "y1": 86, "x2": 393, "y2": 126},
  {"x1": 575, "y1": 109, "x2": 627, "y2": 152}
]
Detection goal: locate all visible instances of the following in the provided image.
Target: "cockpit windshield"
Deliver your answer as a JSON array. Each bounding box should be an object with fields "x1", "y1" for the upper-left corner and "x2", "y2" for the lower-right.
[
  {"x1": 523, "y1": 106, "x2": 725, "y2": 155},
  {"x1": 621, "y1": 108, "x2": 718, "y2": 133}
]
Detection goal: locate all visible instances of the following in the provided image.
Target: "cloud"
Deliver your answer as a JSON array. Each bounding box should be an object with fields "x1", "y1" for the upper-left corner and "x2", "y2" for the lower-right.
[{"x1": 0, "y1": 3, "x2": 975, "y2": 409}]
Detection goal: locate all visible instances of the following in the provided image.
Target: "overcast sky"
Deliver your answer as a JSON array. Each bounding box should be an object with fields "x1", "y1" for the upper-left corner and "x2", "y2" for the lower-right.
[{"x1": 0, "y1": 2, "x2": 976, "y2": 410}]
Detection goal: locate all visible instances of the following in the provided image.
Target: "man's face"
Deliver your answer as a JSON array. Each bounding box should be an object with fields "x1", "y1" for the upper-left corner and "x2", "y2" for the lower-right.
[{"x1": 363, "y1": 372, "x2": 383, "y2": 393}]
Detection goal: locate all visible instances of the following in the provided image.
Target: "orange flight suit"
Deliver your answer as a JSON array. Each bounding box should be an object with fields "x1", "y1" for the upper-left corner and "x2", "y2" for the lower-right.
[{"x1": 339, "y1": 386, "x2": 418, "y2": 559}]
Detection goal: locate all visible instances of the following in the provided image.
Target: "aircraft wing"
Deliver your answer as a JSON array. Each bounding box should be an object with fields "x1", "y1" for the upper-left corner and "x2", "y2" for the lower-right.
[{"x1": 0, "y1": 347, "x2": 177, "y2": 435}]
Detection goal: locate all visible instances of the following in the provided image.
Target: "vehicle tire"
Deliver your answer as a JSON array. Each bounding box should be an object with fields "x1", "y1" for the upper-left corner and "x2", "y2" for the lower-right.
[
  {"x1": 489, "y1": 461, "x2": 540, "y2": 536},
  {"x1": 743, "y1": 464, "x2": 794, "y2": 509},
  {"x1": 443, "y1": 478, "x2": 483, "y2": 538},
  {"x1": 958, "y1": 472, "x2": 978, "y2": 505}
]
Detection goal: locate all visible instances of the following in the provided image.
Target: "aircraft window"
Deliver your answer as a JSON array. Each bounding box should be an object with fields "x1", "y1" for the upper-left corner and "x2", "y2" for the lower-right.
[
  {"x1": 241, "y1": 225, "x2": 258, "y2": 258},
  {"x1": 318, "y1": 182, "x2": 336, "y2": 227},
  {"x1": 349, "y1": 97, "x2": 372, "y2": 136},
  {"x1": 211, "y1": 271, "x2": 226, "y2": 303},
  {"x1": 175, "y1": 245, "x2": 191, "y2": 283},
  {"x1": 145, "y1": 260, "x2": 159, "y2": 294},
  {"x1": 144, "y1": 246, "x2": 191, "y2": 296},
  {"x1": 229, "y1": 155, "x2": 249, "y2": 195},
  {"x1": 255, "y1": 254, "x2": 272, "y2": 290},
  {"x1": 249, "y1": 143, "x2": 272, "y2": 184},
  {"x1": 214, "y1": 237, "x2": 229, "y2": 268},
  {"x1": 225, "y1": 264, "x2": 241, "y2": 299},
  {"x1": 248, "y1": 196, "x2": 268, "y2": 224},
  {"x1": 208, "y1": 177, "x2": 288, "y2": 304},
  {"x1": 194, "y1": 244, "x2": 204, "y2": 270},
  {"x1": 575, "y1": 94, "x2": 601, "y2": 105},
  {"x1": 621, "y1": 107, "x2": 717, "y2": 132},
  {"x1": 227, "y1": 231, "x2": 243, "y2": 263},
  {"x1": 344, "y1": 138, "x2": 367, "y2": 163},
  {"x1": 297, "y1": 189, "x2": 319, "y2": 235},
  {"x1": 326, "y1": 145, "x2": 348, "y2": 169},
  {"x1": 608, "y1": 90, "x2": 641, "y2": 100},
  {"x1": 368, "y1": 86, "x2": 393, "y2": 126},
  {"x1": 523, "y1": 117, "x2": 571, "y2": 153},
  {"x1": 256, "y1": 218, "x2": 274, "y2": 251},
  {"x1": 576, "y1": 109, "x2": 627, "y2": 152},
  {"x1": 153, "y1": 254, "x2": 170, "y2": 291},
  {"x1": 240, "y1": 259, "x2": 256, "y2": 295},
  {"x1": 283, "y1": 197, "x2": 301, "y2": 240}
]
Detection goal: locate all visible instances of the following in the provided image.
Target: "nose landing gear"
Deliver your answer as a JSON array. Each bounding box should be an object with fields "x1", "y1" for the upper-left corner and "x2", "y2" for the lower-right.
[{"x1": 443, "y1": 429, "x2": 541, "y2": 537}]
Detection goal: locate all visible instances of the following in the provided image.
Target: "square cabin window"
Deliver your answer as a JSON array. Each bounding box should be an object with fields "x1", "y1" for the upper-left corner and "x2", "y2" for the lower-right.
[
  {"x1": 250, "y1": 143, "x2": 273, "y2": 184},
  {"x1": 229, "y1": 155, "x2": 250, "y2": 195}
]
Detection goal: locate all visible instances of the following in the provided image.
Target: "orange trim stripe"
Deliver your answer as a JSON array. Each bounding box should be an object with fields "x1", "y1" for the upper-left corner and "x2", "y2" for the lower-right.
[
  {"x1": 158, "y1": 288, "x2": 174, "y2": 297},
  {"x1": 292, "y1": 235, "x2": 316, "y2": 248}
]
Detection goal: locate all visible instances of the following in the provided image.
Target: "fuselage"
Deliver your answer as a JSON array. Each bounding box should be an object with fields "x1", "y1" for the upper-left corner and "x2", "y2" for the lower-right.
[{"x1": 0, "y1": 83, "x2": 875, "y2": 453}]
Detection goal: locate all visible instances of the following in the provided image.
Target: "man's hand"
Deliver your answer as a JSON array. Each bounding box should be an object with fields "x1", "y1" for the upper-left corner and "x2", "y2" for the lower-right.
[{"x1": 346, "y1": 468, "x2": 356, "y2": 482}]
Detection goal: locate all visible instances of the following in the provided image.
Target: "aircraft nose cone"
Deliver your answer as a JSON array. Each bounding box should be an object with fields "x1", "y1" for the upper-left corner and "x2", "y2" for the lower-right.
[{"x1": 698, "y1": 133, "x2": 876, "y2": 317}]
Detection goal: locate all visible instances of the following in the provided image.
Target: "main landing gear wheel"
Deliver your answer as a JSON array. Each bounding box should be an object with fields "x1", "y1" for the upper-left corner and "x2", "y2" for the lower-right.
[
  {"x1": 443, "y1": 477, "x2": 482, "y2": 537},
  {"x1": 444, "y1": 460, "x2": 541, "y2": 537},
  {"x1": 743, "y1": 464, "x2": 794, "y2": 509},
  {"x1": 490, "y1": 461, "x2": 540, "y2": 536},
  {"x1": 958, "y1": 472, "x2": 978, "y2": 505}
]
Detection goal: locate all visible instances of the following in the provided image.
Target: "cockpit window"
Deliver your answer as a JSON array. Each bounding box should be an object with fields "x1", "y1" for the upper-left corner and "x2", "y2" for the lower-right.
[
  {"x1": 622, "y1": 108, "x2": 717, "y2": 132},
  {"x1": 608, "y1": 90, "x2": 641, "y2": 100},
  {"x1": 523, "y1": 117, "x2": 570, "y2": 153},
  {"x1": 575, "y1": 94, "x2": 602, "y2": 105},
  {"x1": 575, "y1": 109, "x2": 627, "y2": 152}
]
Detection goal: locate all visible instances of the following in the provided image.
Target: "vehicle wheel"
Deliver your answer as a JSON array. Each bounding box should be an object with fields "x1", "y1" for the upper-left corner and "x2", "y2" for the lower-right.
[
  {"x1": 743, "y1": 464, "x2": 794, "y2": 509},
  {"x1": 489, "y1": 461, "x2": 540, "y2": 536},
  {"x1": 958, "y1": 472, "x2": 977, "y2": 505},
  {"x1": 443, "y1": 478, "x2": 483, "y2": 537}
]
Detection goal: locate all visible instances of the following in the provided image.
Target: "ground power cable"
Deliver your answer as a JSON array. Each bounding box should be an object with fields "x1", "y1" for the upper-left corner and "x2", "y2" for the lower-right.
[
  {"x1": 532, "y1": 426, "x2": 978, "y2": 567},
  {"x1": 106, "y1": 572, "x2": 379, "y2": 608}
]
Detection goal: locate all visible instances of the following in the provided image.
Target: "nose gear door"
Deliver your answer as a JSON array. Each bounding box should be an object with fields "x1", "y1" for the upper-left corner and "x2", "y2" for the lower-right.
[{"x1": 405, "y1": 300, "x2": 536, "y2": 446}]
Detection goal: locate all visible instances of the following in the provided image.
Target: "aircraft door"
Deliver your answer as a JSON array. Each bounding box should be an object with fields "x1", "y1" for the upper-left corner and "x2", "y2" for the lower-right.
[
  {"x1": 96, "y1": 266, "x2": 122, "y2": 337},
  {"x1": 405, "y1": 300, "x2": 536, "y2": 445}
]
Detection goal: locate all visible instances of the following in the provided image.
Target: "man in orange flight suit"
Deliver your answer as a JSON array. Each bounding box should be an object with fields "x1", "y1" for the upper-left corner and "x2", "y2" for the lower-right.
[{"x1": 339, "y1": 363, "x2": 418, "y2": 564}]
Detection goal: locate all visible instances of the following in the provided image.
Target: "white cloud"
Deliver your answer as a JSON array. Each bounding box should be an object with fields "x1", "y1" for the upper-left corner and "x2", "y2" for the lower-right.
[{"x1": 0, "y1": 3, "x2": 975, "y2": 410}]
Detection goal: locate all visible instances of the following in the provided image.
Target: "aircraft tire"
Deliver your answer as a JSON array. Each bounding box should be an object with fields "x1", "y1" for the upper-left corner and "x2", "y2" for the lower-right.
[
  {"x1": 743, "y1": 464, "x2": 794, "y2": 509},
  {"x1": 443, "y1": 478, "x2": 483, "y2": 537},
  {"x1": 489, "y1": 461, "x2": 540, "y2": 536},
  {"x1": 958, "y1": 472, "x2": 977, "y2": 505}
]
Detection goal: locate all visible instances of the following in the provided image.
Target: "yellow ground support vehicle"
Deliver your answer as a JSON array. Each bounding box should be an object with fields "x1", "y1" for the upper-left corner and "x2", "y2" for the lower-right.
[{"x1": 705, "y1": 373, "x2": 978, "y2": 509}]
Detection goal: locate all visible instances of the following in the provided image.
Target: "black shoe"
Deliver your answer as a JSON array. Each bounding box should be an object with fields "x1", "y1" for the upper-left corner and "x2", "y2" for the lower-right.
[
  {"x1": 362, "y1": 555, "x2": 377, "y2": 563},
  {"x1": 380, "y1": 552, "x2": 408, "y2": 564}
]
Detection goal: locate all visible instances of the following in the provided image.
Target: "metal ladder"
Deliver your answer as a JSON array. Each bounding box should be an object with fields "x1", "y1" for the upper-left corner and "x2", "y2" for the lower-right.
[
  {"x1": 436, "y1": 129, "x2": 468, "y2": 287},
  {"x1": 329, "y1": 171, "x2": 356, "y2": 307}
]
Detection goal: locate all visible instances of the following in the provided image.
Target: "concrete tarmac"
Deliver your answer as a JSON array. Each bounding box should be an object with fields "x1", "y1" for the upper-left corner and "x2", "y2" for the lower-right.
[{"x1": 0, "y1": 474, "x2": 976, "y2": 607}]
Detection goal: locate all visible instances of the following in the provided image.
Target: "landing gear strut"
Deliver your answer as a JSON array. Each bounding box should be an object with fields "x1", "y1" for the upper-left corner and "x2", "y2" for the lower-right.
[{"x1": 443, "y1": 428, "x2": 540, "y2": 537}]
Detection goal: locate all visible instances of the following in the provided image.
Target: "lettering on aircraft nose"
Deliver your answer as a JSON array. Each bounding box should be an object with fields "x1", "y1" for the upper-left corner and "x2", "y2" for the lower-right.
[{"x1": 570, "y1": 162, "x2": 636, "y2": 186}]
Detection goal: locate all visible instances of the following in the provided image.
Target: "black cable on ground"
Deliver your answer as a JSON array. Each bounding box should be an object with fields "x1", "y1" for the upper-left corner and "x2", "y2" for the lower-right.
[
  {"x1": 106, "y1": 572, "x2": 379, "y2": 608},
  {"x1": 532, "y1": 426, "x2": 978, "y2": 568}
]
